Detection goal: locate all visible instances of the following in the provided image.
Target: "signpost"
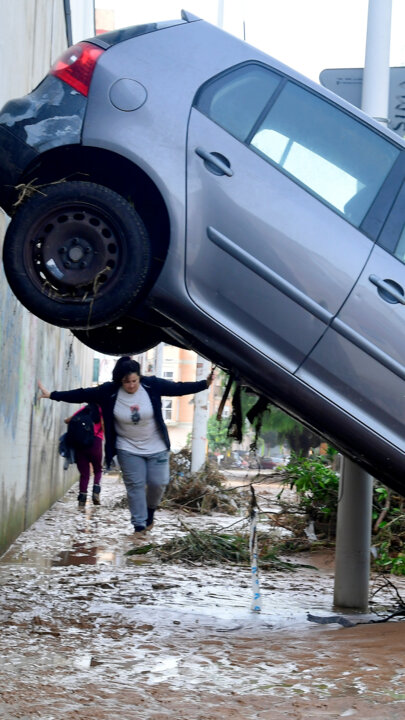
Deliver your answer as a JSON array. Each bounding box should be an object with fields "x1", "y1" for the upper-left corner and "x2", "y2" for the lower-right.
[{"x1": 320, "y1": 67, "x2": 405, "y2": 137}]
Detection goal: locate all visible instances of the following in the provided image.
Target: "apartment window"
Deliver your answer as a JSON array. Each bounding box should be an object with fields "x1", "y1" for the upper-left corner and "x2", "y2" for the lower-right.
[{"x1": 162, "y1": 398, "x2": 172, "y2": 421}]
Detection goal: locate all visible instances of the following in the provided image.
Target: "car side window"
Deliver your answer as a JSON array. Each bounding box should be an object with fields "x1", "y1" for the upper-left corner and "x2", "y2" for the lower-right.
[
  {"x1": 377, "y1": 179, "x2": 405, "y2": 262},
  {"x1": 196, "y1": 63, "x2": 400, "y2": 228},
  {"x1": 195, "y1": 64, "x2": 282, "y2": 142},
  {"x1": 394, "y1": 225, "x2": 405, "y2": 263},
  {"x1": 250, "y1": 81, "x2": 400, "y2": 226}
]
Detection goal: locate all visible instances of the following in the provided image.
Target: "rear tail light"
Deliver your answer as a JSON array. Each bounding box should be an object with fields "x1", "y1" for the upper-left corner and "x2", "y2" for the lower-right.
[{"x1": 50, "y1": 42, "x2": 104, "y2": 96}]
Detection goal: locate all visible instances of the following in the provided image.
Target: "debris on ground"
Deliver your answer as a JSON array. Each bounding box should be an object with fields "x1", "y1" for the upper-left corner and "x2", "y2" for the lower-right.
[
  {"x1": 127, "y1": 522, "x2": 319, "y2": 572},
  {"x1": 2, "y1": 472, "x2": 405, "y2": 719},
  {"x1": 167, "y1": 449, "x2": 244, "y2": 514}
]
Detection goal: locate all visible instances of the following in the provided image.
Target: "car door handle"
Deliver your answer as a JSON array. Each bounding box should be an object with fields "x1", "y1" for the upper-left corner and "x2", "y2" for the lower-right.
[
  {"x1": 369, "y1": 274, "x2": 405, "y2": 305},
  {"x1": 195, "y1": 147, "x2": 233, "y2": 176}
]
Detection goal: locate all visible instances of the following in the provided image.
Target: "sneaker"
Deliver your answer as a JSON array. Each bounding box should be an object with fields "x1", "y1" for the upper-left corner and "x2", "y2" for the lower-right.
[
  {"x1": 78, "y1": 492, "x2": 87, "y2": 507},
  {"x1": 92, "y1": 485, "x2": 101, "y2": 505},
  {"x1": 134, "y1": 525, "x2": 146, "y2": 534}
]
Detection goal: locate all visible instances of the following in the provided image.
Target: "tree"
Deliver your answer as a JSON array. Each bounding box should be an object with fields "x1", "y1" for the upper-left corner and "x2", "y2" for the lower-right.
[
  {"x1": 207, "y1": 416, "x2": 233, "y2": 453},
  {"x1": 259, "y1": 406, "x2": 321, "y2": 457},
  {"x1": 214, "y1": 376, "x2": 321, "y2": 458},
  {"x1": 240, "y1": 389, "x2": 320, "y2": 457}
]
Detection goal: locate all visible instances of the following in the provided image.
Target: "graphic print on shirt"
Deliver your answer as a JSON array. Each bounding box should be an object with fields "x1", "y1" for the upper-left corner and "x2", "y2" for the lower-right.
[{"x1": 130, "y1": 405, "x2": 140, "y2": 424}]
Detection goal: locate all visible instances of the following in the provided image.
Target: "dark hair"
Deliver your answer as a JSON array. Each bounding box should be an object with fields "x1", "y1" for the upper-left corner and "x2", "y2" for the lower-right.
[
  {"x1": 85, "y1": 402, "x2": 101, "y2": 423},
  {"x1": 112, "y1": 356, "x2": 141, "y2": 385}
]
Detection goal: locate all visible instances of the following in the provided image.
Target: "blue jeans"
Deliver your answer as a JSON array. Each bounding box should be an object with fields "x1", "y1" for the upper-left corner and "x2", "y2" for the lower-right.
[{"x1": 116, "y1": 449, "x2": 170, "y2": 528}]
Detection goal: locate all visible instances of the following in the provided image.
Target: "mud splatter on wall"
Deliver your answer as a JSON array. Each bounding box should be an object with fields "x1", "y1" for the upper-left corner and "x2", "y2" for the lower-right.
[
  {"x1": 0, "y1": 2, "x2": 95, "y2": 554},
  {"x1": 0, "y1": 283, "x2": 23, "y2": 439}
]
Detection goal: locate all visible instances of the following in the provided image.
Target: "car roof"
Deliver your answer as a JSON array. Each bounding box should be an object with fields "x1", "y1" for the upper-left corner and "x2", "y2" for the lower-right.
[{"x1": 89, "y1": 12, "x2": 405, "y2": 150}]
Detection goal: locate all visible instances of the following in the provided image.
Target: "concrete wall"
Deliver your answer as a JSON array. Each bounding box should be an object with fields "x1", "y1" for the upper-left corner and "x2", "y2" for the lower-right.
[{"x1": 0, "y1": 1, "x2": 95, "y2": 555}]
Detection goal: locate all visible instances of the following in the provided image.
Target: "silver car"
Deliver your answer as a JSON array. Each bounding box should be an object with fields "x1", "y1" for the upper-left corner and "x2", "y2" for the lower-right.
[{"x1": 0, "y1": 11, "x2": 404, "y2": 490}]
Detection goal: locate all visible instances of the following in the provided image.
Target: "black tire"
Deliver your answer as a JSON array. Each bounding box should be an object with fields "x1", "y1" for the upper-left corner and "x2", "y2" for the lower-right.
[
  {"x1": 2, "y1": 181, "x2": 151, "y2": 329},
  {"x1": 73, "y1": 316, "x2": 166, "y2": 355}
]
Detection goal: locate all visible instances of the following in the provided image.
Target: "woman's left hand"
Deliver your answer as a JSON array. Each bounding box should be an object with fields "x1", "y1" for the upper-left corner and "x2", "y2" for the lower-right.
[{"x1": 206, "y1": 368, "x2": 215, "y2": 387}]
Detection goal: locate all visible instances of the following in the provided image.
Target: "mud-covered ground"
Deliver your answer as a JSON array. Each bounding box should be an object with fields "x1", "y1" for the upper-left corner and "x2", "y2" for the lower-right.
[{"x1": 1, "y1": 471, "x2": 405, "y2": 720}]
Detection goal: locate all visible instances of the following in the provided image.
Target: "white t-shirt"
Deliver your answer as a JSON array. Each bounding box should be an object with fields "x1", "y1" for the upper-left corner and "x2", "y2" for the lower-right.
[{"x1": 114, "y1": 385, "x2": 166, "y2": 455}]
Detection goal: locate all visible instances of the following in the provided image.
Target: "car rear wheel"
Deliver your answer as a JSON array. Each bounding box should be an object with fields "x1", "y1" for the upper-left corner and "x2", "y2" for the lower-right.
[
  {"x1": 2, "y1": 181, "x2": 151, "y2": 329},
  {"x1": 73, "y1": 316, "x2": 166, "y2": 355}
]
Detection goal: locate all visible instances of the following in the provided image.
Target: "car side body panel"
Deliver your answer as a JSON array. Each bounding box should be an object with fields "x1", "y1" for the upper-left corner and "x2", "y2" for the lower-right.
[
  {"x1": 185, "y1": 109, "x2": 375, "y2": 372},
  {"x1": 298, "y1": 241, "x2": 405, "y2": 448}
]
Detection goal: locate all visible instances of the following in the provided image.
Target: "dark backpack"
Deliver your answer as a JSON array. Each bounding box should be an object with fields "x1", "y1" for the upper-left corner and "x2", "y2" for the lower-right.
[
  {"x1": 66, "y1": 404, "x2": 99, "y2": 450},
  {"x1": 58, "y1": 432, "x2": 76, "y2": 468}
]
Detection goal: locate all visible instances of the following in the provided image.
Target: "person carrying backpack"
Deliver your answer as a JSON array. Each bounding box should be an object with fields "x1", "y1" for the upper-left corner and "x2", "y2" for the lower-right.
[{"x1": 64, "y1": 403, "x2": 104, "y2": 508}]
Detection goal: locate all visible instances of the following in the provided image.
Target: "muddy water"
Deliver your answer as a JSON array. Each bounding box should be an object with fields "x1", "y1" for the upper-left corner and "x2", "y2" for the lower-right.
[{"x1": 0, "y1": 472, "x2": 404, "y2": 719}]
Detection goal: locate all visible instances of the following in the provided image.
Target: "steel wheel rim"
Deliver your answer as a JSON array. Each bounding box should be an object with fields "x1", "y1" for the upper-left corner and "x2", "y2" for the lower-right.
[{"x1": 25, "y1": 201, "x2": 124, "y2": 303}]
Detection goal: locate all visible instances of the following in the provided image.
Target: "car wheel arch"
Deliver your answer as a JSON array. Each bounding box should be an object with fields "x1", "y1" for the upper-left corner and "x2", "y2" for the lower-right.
[{"x1": 15, "y1": 144, "x2": 171, "y2": 263}]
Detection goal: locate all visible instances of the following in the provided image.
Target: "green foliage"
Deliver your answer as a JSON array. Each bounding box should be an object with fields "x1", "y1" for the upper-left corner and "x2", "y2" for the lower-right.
[
  {"x1": 371, "y1": 487, "x2": 405, "y2": 575},
  {"x1": 323, "y1": 445, "x2": 339, "y2": 464},
  {"x1": 282, "y1": 455, "x2": 339, "y2": 516},
  {"x1": 212, "y1": 376, "x2": 321, "y2": 457},
  {"x1": 262, "y1": 406, "x2": 294, "y2": 434},
  {"x1": 242, "y1": 391, "x2": 320, "y2": 456},
  {"x1": 373, "y1": 541, "x2": 405, "y2": 575},
  {"x1": 278, "y1": 454, "x2": 339, "y2": 539},
  {"x1": 278, "y1": 453, "x2": 405, "y2": 576},
  {"x1": 160, "y1": 527, "x2": 252, "y2": 564},
  {"x1": 128, "y1": 524, "x2": 311, "y2": 571},
  {"x1": 206, "y1": 415, "x2": 233, "y2": 452},
  {"x1": 374, "y1": 485, "x2": 389, "y2": 504}
]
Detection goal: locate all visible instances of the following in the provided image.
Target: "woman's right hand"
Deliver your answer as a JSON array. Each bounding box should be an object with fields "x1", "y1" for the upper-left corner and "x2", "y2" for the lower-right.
[{"x1": 38, "y1": 380, "x2": 51, "y2": 399}]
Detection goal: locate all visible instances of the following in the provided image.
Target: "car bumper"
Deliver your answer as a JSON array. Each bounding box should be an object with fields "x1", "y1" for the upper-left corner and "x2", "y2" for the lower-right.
[
  {"x1": 0, "y1": 75, "x2": 87, "y2": 214},
  {"x1": 0, "y1": 125, "x2": 38, "y2": 213}
]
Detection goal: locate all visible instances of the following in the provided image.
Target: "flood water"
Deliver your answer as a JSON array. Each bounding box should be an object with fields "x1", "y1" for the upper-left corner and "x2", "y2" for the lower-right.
[{"x1": 0, "y1": 471, "x2": 404, "y2": 719}]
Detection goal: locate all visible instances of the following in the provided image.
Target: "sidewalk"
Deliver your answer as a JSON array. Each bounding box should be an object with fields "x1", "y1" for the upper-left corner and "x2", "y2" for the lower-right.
[{"x1": 0, "y1": 472, "x2": 405, "y2": 719}]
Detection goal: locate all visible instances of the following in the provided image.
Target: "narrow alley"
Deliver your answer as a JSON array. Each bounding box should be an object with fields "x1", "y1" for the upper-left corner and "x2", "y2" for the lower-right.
[{"x1": 1, "y1": 472, "x2": 405, "y2": 719}]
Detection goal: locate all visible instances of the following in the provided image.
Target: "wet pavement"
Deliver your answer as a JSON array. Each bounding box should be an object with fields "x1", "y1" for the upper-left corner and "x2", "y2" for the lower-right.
[{"x1": 1, "y1": 471, "x2": 405, "y2": 719}]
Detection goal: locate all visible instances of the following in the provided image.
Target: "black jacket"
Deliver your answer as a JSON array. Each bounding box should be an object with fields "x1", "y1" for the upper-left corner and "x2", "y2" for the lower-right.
[{"x1": 50, "y1": 375, "x2": 208, "y2": 467}]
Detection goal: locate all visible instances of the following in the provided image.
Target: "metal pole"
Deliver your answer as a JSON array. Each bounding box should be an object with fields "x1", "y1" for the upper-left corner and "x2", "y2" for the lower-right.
[
  {"x1": 334, "y1": 457, "x2": 373, "y2": 611},
  {"x1": 333, "y1": 0, "x2": 391, "y2": 611},
  {"x1": 361, "y1": 0, "x2": 392, "y2": 125},
  {"x1": 63, "y1": 0, "x2": 73, "y2": 47},
  {"x1": 154, "y1": 342, "x2": 163, "y2": 377},
  {"x1": 217, "y1": 0, "x2": 224, "y2": 29},
  {"x1": 191, "y1": 356, "x2": 211, "y2": 472}
]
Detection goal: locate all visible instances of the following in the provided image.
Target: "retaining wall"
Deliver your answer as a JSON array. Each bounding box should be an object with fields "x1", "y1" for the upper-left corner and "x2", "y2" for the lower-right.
[{"x1": 0, "y1": 0, "x2": 95, "y2": 554}]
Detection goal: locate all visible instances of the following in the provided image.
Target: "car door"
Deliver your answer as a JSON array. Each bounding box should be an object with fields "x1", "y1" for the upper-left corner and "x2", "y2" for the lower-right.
[
  {"x1": 185, "y1": 63, "x2": 399, "y2": 373},
  {"x1": 297, "y1": 180, "x2": 405, "y2": 451}
]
